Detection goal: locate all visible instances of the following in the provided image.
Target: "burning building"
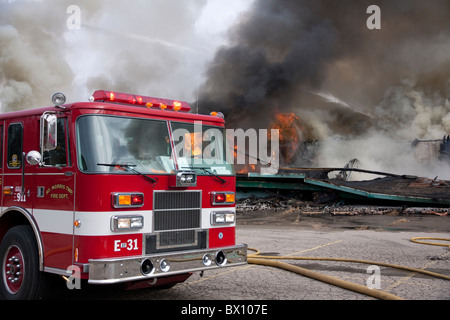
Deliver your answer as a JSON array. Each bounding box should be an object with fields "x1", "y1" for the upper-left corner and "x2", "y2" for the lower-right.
[{"x1": 196, "y1": 0, "x2": 450, "y2": 180}]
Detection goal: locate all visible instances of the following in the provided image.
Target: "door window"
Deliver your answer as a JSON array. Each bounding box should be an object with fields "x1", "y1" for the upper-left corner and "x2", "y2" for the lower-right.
[
  {"x1": 7, "y1": 123, "x2": 23, "y2": 169},
  {"x1": 42, "y1": 118, "x2": 68, "y2": 166}
]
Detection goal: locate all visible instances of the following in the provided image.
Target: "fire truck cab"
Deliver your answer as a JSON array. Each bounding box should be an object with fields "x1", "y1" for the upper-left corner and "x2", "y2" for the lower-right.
[{"x1": 0, "y1": 90, "x2": 247, "y2": 299}]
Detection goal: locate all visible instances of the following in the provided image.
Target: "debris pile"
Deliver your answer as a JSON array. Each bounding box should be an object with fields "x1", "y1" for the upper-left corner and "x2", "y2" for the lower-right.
[
  {"x1": 236, "y1": 195, "x2": 449, "y2": 216},
  {"x1": 237, "y1": 195, "x2": 310, "y2": 213}
]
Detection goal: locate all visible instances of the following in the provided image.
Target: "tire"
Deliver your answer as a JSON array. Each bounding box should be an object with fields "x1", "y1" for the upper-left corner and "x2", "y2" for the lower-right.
[{"x1": 0, "y1": 225, "x2": 50, "y2": 300}]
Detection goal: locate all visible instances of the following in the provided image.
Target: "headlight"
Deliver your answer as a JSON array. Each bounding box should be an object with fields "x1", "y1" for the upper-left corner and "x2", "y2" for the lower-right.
[
  {"x1": 211, "y1": 211, "x2": 235, "y2": 225},
  {"x1": 111, "y1": 215, "x2": 144, "y2": 231}
]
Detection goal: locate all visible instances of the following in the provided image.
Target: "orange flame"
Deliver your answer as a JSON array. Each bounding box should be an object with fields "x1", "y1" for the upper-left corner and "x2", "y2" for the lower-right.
[
  {"x1": 184, "y1": 132, "x2": 202, "y2": 157},
  {"x1": 233, "y1": 144, "x2": 258, "y2": 174},
  {"x1": 232, "y1": 112, "x2": 304, "y2": 173},
  {"x1": 270, "y1": 112, "x2": 303, "y2": 164}
]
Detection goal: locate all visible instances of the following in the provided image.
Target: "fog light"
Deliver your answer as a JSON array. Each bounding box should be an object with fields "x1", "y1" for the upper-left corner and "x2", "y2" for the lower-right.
[
  {"x1": 160, "y1": 259, "x2": 170, "y2": 272},
  {"x1": 215, "y1": 251, "x2": 227, "y2": 266},
  {"x1": 141, "y1": 259, "x2": 154, "y2": 275},
  {"x1": 202, "y1": 254, "x2": 213, "y2": 266}
]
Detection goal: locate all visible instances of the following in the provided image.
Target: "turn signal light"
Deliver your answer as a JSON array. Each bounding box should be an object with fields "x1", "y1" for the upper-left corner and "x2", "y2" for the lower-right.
[
  {"x1": 113, "y1": 193, "x2": 144, "y2": 208},
  {"x1": 211, "y1": 192, "x2": 235, "y2": 205}
]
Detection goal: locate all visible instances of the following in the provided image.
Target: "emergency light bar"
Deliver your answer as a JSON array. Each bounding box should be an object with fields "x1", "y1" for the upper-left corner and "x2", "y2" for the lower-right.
[{"x1": 90, "y1": 90, "x2": 191, "y2": 112}]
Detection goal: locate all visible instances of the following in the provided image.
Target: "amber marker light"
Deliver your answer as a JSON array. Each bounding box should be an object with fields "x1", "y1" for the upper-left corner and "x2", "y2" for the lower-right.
[
  {"x1": 119, "y1": 195, "x2": 131, "y2": 205},
  {"x1": 3, "y1": 187, "x2": 13, "y2": 195},
  {"x1": 226, "y1": 193, "x2": 235, "y2": 203},
  {"x1": 112, "y1": 193, "x2": 144, "y2": 208}
]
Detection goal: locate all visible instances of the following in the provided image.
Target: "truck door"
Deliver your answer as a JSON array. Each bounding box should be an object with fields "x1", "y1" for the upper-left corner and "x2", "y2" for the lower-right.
[
  {"x1": 32, "y1": 116, "x2": 75, "y2": 271},
  {"x1": 0, "y1": 123, "x2": 3, "y2": 212},
  {"x1": 3, "y1": 122, "x2": 31, "y2": 208}
]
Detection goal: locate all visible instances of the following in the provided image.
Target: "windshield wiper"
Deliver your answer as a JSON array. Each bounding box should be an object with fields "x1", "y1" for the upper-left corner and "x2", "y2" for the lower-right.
[
  {"x1": 97, "y1": 163, "x2": 157, "y2": 183},
  {"x1": 181, "y1": 166, "x2": 226, "y2": 184}
]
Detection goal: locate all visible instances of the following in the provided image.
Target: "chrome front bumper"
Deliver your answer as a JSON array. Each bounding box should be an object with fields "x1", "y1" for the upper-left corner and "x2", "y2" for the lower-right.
[{"x1": 88, "y1": 244, "x2": 247, "y2": 284}]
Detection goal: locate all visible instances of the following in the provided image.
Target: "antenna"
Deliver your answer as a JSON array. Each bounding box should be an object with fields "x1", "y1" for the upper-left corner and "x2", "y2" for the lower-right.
[{"x1": 196, "y1": 94, "x2": 199, "y2": 114}]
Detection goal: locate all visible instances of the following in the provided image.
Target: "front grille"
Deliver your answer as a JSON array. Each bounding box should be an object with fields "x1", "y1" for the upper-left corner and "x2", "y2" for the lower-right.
[
  {"x1": 153, "y1": 190, "x2": 201, "y2": 231},
  {"x1": 148, "y1": 191, "x2": 203, "y2": 253},
  {"x1": 154, "y1": 190, "x2": 201, "y2": 211},
  {"x1": 154, "y1": 209, "x2": 200, "y2": 231}
]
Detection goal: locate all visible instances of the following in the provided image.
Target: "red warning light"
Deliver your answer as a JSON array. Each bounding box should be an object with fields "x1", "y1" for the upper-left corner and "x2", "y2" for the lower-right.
[{"x1": 91, "y1": 90, "x2": 191, "y2": 112}]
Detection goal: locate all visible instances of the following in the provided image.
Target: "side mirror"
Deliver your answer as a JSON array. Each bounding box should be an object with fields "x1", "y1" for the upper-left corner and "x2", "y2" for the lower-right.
[
  {"x1": 26, "y1": 150, "x2": 42, "y2": 166},
  {"x1": 41, "y1": 113, "x2": 58, "y2": 151}
]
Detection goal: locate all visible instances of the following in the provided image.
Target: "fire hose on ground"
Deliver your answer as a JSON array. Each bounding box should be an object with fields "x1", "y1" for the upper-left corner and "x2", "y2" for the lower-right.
[{"x1": 247, "y1": 237, "x2": 450, "y2": 300}]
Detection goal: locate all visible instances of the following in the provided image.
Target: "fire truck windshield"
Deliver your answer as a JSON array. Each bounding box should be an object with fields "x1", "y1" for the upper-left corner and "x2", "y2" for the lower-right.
[
  {"x1": 77, "y1": 115, "x2": 175, "y2": 174},
  {"x1": 171, "y1": 122, "x2": 234, "y2": 175},
  {"x1": 76, "y1": 115, "x2": 234, "y2": 175}
]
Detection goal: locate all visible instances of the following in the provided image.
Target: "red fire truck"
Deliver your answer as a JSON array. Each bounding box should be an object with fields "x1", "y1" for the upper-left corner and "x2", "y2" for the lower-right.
[{"x1": 0, "y1": 90, "x2": 247, "y2": 299}]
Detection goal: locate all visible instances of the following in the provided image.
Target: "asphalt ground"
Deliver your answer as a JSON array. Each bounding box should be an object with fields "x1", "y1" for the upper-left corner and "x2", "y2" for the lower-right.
[{"x1": 53, "y1": 209, "x2": 450, "y2": 307}]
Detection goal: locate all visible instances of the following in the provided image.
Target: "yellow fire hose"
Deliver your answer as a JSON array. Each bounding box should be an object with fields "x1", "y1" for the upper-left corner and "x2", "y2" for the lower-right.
[
  {"x1": 410, "y1": 237, "x2": 450, "y2": 248},
  {"x1": 247, "y1": 237, "x2": 450, "y2": 300}
]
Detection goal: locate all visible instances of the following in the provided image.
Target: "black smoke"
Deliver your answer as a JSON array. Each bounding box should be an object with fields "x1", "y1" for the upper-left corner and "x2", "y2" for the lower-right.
[
  {"x1": 197, "y1": 0, "x2": 450, "y2": 136},
  {"x1": 196, "y1": 0, "x2": 450, "y2": 177}
]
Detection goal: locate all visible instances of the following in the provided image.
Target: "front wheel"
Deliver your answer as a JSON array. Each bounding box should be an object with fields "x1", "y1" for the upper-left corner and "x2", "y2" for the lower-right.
[{"x1": 0, "y1": 225, "x2": 50, "y2": 299}]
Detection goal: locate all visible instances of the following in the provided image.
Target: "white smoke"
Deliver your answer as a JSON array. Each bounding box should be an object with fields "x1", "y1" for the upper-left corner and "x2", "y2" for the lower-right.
[
  {"x1": 0, "y1": 0, "x2": 253, "y2": 111},
  {"x1": 0, "y1": 4, "x2": 73, "y2": 111},
  {"x1": 315, "y1": 81, "x2": 450, "y2": 179}
]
